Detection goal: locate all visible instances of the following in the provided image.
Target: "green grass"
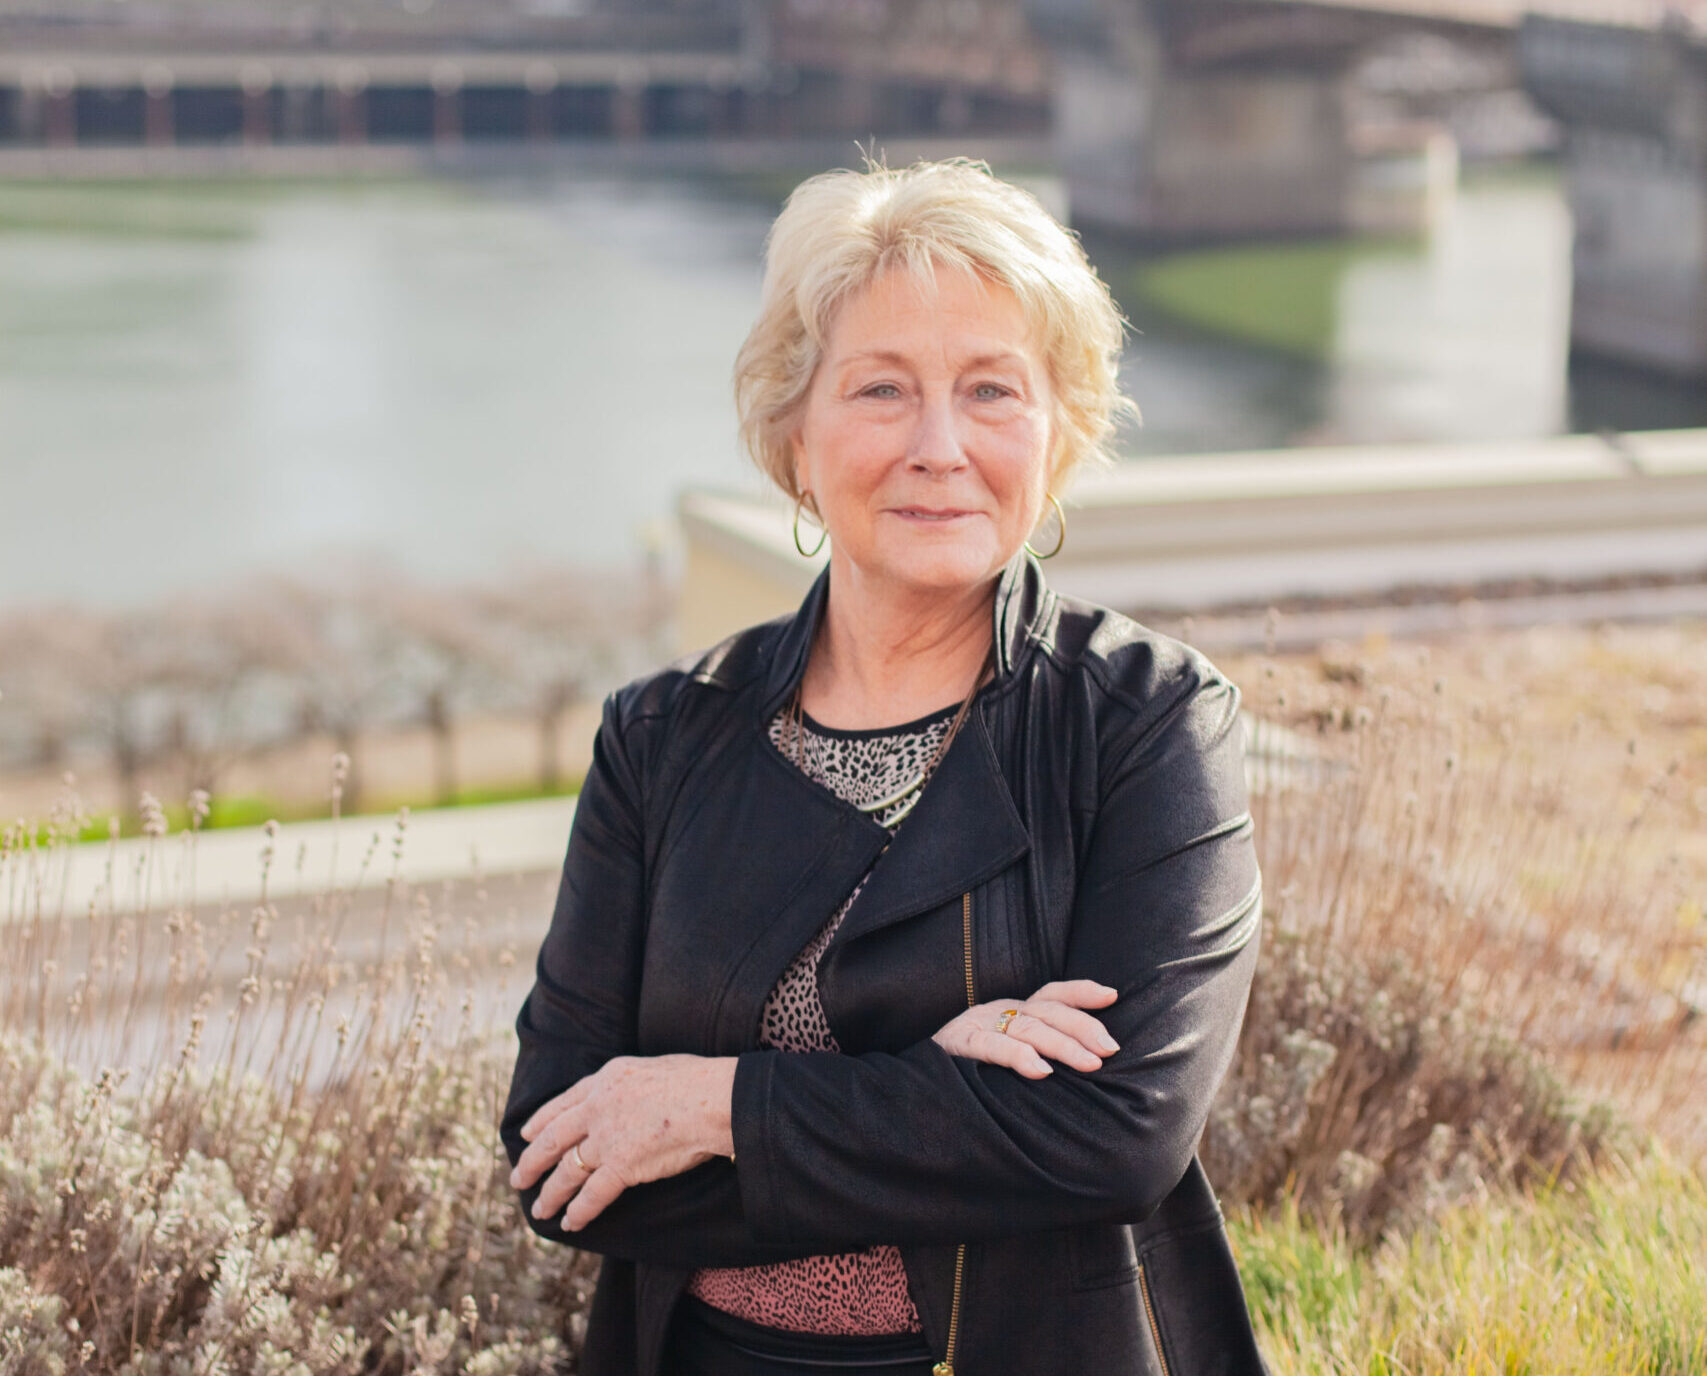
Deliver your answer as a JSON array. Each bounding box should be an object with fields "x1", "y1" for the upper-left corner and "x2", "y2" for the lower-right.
[
  {"x1": 0, "y1": 174, "x2": 463, "y2": 240},
  {"x1": 0, "y1": 183, "x2": 255, "y2": 239},
  {"x1": 1232, "y1": 1154, "x2": 1707, "y2": 1374},
  {"x1": 1130, "y1": 237, "x2": 1417, "y2": 362},
  {"x1": 1460, "y1": 156, "x2": 1562, "y2": 191},
  {"x1": 55, "y1": 776, "x2": 583, "y2": 844}
]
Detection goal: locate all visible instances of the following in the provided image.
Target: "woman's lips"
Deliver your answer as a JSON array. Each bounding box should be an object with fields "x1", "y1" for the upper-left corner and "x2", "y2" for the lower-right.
[{"x1": 891, "y1": 507, "x2": 977, "y2": 521}]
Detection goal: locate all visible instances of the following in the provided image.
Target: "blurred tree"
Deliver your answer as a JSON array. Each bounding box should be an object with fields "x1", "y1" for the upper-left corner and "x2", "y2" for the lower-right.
[
  {"x1": 151, "y1": 593, "x2": 312, "y2": 802},
  {"x1": 0, "y1": 604, "x2": 171, "y2": 810},
  {"x1": 0, "y1": 556, "x2": 675, "y2": 820},
  {"x1": 477, "y1": 556, "x2": 673, "y2": 794},
  {"x1": 261, "y1": 563, "x2": 420, "y2": 817},
  {"x1": 381, "y1": 581, "x2": 506, "y2": 807},
  {"x1": 0, "y1": 608, "x2": 80, "y2": 773}
]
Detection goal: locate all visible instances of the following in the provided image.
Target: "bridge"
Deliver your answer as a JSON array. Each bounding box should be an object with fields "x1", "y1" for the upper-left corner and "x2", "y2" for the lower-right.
[
  {"x1": 0, "y1": 0, "x2": 1045, "y2": 149},
  {"x1": 1042, "y1": 0, "x2": 1700, "y2": 239},
  {"x1": 6, "y1": 0, "x2": 1672, "y2": 154},
  {"x1": 2, "y1": 0, "x2": 1702, "y2": 376},
  {"x1": 1036, "y1": 0, "x2": 1707, "y2": 375}
]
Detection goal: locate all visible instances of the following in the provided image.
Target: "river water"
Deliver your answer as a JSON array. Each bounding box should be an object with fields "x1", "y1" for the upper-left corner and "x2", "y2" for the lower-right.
[{"x1": 4, "y1": 164, "x2": 1705, "y2": 611}]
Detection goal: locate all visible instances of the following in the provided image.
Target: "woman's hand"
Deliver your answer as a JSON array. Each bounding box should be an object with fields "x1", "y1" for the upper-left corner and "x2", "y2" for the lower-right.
[
  {"x1": 931, "y1": 980, "x2": 1119, "y2": 1079},
  {"x1": 509, "y1": 1054, "x2": 737, "y2": 1232}
]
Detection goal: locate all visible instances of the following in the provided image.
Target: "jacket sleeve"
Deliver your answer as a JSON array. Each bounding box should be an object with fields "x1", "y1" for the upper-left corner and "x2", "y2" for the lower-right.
[
  {"x1": 729, "y1": 667, "x2": 1262, "y2": 1250},
  {"x1": 500, "y1": 691, "x2": 816, "y2": 1269}
]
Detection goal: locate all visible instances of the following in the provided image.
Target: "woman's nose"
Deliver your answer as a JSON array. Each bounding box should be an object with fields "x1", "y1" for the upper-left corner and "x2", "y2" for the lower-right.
[{"x1": 905, "y1": 391, "x2": 968, "y2": 474}]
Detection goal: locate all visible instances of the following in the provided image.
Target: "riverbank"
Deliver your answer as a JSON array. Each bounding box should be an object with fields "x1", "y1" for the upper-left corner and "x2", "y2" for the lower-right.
[
  {"x1": 5, "y1": 611, "x2": 1703, "y2": 1371},
  {"x1": 1119, "y1": 161, "x2": 1540, "y2": 366}
]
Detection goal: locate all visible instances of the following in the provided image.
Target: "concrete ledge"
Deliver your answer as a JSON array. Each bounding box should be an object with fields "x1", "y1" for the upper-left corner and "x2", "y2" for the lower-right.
[{"x1": 676, "y1": 430, "x2": 1707, "y2": 645}]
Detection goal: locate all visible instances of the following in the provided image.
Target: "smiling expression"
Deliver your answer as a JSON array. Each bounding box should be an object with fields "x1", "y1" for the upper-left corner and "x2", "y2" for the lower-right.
[{"x1": 790, "y1": 263, "x2": 1055, "y2": 601}]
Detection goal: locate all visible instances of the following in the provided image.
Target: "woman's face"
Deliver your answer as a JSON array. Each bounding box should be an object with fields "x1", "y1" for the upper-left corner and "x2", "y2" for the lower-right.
[{"x1": 791, "y1": 263, "x2": 1054, "y2": 602}]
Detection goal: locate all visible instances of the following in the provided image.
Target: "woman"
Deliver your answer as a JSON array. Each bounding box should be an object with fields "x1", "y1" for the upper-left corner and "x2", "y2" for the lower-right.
[{"x1": 504, "y1": 159, "x2": 1266, "y2": 1376}]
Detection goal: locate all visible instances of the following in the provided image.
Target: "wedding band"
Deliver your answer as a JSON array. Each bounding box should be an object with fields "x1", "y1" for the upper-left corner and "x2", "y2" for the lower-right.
[
  {"x1": 571, "y1": 1142, "x2": 589, "y2": 1173},
  {"x1": 995, "y1": 1008, "x2": 1021, "y2": 1035}
]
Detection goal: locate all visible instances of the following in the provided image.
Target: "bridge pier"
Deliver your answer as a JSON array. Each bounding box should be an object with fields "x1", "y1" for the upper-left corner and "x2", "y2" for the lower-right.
[
  {"x1": 612, "y1": 81, "x2": 646, "y2": 140},
  {"x1": 334, "y1": 71, "x2": 368, "y2": 146},
  {"x1": 1051, "y1": 7, "x2": 1368, "y2": 240},
  {"x1": 42, "y1": 71, "x2": 75, "y2": 147},
  {"x1": 142, "y1": 68, "x2": 173, "y2": 146},
  {"x1": 1151, "y1": 68, "x2": 1354, "y2": 238},
  {"x1": 1046, "y1": 1, "x2": 1482, "y2": 243},
  {"x1": 432, "y1": 67, "x2": 463, "y2": 146},
  {"x1": 1522, "y1": 17, "x2": 1707, "y2": 379},
  {"x1": 525, "y1": 67, "x2": 556, "y2": 143},
  {"x1": 241, "y1": 67, "x2": 271, "y2": 145}
]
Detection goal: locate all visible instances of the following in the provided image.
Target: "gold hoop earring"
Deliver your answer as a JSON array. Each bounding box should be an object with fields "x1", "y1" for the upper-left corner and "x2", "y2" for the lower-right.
[
  {"x1": 793, "y1": 497, "x2": 828, "y2": 558},
  {"x1": 1024, "y1": 492, "x2": 1065, "y2": 560}
]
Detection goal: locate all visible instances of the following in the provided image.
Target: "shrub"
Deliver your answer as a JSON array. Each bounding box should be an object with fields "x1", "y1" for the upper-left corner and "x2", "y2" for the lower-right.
[
  {"x1": 1205, "y1": 927, "x2": 1623, "y2": 1240},
  {"x1": 0, "y1": 1030, "x2": 591, "y2": 1375}
]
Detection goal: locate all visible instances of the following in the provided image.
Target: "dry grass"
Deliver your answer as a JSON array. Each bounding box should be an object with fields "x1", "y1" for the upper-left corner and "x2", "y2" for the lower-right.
[
  {"x1": 1, "y1": 773, "x2": 593, "y2": 1374},
  {"x1": 1218, "y1": 620, "x2": 1707, "y2": 1177},
  {"x1": 1, "y1": 618, "x2": 1704, "y2": 1370}
]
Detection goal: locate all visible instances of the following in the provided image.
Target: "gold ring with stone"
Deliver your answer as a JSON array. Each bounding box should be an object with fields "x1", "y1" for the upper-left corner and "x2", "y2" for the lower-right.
[
  {"x1": 571, "y1": 1141, "x2": 589, "y2": 1173},
  {"x1": 995, "y1": 1008, "x2": 1021, "y2": 1035}
]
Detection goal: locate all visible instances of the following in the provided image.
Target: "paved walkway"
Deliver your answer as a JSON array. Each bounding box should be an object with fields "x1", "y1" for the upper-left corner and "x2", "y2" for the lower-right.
[{"x1": 5, "y1": 795, "x2": 577, "y2": 921}]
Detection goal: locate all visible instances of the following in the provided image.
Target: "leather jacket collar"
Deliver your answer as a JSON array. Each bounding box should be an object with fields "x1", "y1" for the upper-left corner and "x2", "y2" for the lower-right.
[{"x1": 754, "y1": 551, "x2": 1059, "y2": 720}]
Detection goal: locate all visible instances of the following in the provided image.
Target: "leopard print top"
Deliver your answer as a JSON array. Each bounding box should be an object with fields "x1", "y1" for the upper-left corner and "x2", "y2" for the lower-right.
[{"x1": 685, "y1": 703, "x2": 955, "y2": 1336}]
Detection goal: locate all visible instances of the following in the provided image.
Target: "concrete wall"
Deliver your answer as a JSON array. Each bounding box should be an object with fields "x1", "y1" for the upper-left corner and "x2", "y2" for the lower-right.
[
  {"x1": 676, "y1": 491, "x2": 820, "y2": 656},
  {"x1": 1566, "y1": 139, "x2": 1707, "y2": 375},
  {"x1": 1143, "y1": 70, "x2": 1357, "y2": 239},
  {"x1": 675, "y1": 430, "x2": 1707, "y2": 649},
  {"x1": 1054, "y1": 50, "x2": 1151, "y2": 231},
  {"x1": 678, "y1": 540, "x2": 813, "y2": 659},
  {"x1": 1522, "y1": 16, "x2": 1707, "y2": 377},
  {"x1": 1052, "y1": 21, "x2": 1434, "y2": 241}
]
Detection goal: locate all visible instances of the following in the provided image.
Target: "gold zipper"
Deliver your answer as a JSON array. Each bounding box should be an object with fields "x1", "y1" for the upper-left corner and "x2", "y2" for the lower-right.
[
  {"x1": 1138, "y1": 1263, "x2": 1171, "y2": 1376},
  {"x1": 960, "y1": 890, "x2": 976, "y2": 1008},
  {"x1": 933, "y1": 891, "x2": 976, "y2": 1376}
]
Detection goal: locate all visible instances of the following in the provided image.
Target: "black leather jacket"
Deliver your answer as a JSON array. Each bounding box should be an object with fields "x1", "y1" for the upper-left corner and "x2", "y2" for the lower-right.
[{"x1": 503, "y1": 553, "x2": 1268, "y2": 1376}]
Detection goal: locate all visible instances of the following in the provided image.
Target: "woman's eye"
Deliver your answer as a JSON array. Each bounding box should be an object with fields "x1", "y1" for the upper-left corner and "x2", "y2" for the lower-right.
[
  {"x1": 972, "y1": 382, "x2": 1013, "y2": 401},
  {"x1": 860, "y1": 382, "x2": 902, "y2": 399}
]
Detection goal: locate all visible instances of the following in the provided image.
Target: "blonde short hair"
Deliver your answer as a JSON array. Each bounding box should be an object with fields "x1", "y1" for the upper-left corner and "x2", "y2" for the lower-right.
[{"x1": 734, "y1": 158, "x2": 1136, "y2": 505}]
